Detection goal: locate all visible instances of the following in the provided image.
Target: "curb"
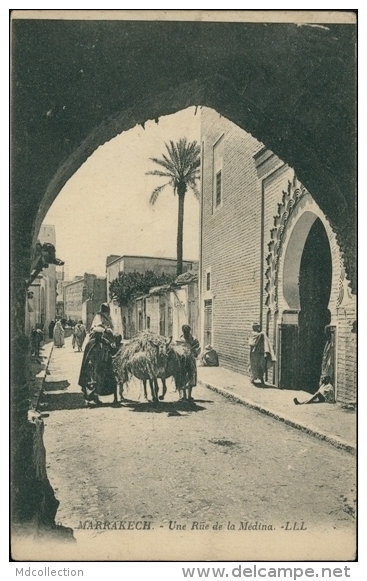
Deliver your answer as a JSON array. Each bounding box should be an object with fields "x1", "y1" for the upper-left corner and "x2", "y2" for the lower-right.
[{"x1": 198, "y1": 379, "x2": 356, "y2": 456}]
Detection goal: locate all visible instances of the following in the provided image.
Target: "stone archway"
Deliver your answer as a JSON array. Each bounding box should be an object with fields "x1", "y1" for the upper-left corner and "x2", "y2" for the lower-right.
[
  {"x1": 11, "y1": 18, "x2": 356, "y2": 534},
  {"x1": 11, "y1": 18, "x2": 356, "y2": 299},
  {"x1": 31, "y1": 81, "x2": 208, "y2": 247},
  {"x1": 31, "y1": 73, "x2": 352, "y2": 254}
]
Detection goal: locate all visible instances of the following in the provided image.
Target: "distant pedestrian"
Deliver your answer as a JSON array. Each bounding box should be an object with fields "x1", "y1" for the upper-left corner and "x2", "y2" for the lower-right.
[
  {"x1": 72, "y1": 320, "x2": 87, "y2": 352},
  {"x1": 53, "y1": 318, "x2": 65, "y2": 348},
  {"x1": 294, "y1": 376, "x2": 335, "y2": 405},
  {"x1": 248, "y1": 323, "x2": 276, "y2": 386}
]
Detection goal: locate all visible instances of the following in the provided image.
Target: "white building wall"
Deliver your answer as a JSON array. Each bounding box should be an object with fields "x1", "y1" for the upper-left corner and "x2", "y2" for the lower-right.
[{"x1": 171, "y1": 287, "x2": 189, "y2": 341}]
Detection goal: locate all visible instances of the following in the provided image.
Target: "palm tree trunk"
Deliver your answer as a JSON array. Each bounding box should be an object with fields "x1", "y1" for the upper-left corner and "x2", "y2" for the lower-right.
[{"x1": 177, "y1": 191, "x2": 185, "y2": 276}]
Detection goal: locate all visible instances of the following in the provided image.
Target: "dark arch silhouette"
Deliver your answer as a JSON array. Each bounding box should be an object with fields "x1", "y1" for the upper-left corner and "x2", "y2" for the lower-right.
[
  {"x1": 11, "y1": 17, "x2": 356, "y2": 533},
  {"x1": 12, "y1": 19, "x2": 356, "y2": 290}
]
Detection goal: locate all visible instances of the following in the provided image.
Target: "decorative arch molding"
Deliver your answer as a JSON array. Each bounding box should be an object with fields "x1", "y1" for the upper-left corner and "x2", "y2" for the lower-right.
[
  {"x1": 265, "y1": 178, "x2": 352, "y2": 323},
  {"x1": 265, "y1": 175, "x2": 307, "y2": 311}
]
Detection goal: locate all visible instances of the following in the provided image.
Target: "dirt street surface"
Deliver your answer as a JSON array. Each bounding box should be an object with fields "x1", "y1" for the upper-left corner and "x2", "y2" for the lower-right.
[{"x1": 41, "y1": 338, "x2": 355, "y2": 545}]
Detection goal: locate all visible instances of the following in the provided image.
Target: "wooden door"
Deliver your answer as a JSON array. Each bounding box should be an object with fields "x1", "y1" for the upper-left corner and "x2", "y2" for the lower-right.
[
  {"x1": 204, "y1": 299, "x2": 213, "y2": 346},
  {"x1": 279, "y1": 323, "x2": 300, "y2": 389}
]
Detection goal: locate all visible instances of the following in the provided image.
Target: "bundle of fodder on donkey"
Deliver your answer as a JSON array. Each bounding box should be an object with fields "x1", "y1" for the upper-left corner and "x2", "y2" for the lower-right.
[
  {"x1": 113, "y1": 332, "x2": 172, "y2": 403},
  {"x1": 168, "y1": 342, "x2": 197, "y2": 401}
]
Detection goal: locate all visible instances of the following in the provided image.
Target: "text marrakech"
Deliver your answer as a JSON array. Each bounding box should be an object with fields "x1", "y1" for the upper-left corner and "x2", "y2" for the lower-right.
[
  {"x1": 16, "y1": 568, "x2": 83, "y2": 577},
  {"x1": 78, "y1": 520, "x2": 153, "y2": 530}
]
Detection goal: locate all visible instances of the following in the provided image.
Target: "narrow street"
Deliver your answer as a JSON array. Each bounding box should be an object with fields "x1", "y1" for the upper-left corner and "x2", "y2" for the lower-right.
[{"x1": 41, "y1": 337, "x2": 355, "y2": 537}]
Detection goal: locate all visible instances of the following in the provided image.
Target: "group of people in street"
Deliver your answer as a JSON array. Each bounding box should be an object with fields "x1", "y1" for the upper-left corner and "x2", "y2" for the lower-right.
[
  {"x1": 44, "y1": 304, "x2": 335, "y2": 408},
  {"x1": 49, "y1": 317, "x2": 87, "y2": 351},
  {"x1": 49, "y1": 317, "x2": 76, "y2": 340},
  {"x1": 77, "y1": 305, "x2": 209, "y2": 407},
  {"x1": 31, "y1": 317, "x2": 66, "y2": 357},
  {"x1": 76, "y1": 309, "x2": 334, "y2": 407}
]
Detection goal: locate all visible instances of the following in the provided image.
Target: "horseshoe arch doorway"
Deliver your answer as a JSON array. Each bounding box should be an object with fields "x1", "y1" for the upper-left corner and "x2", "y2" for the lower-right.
[{"x1": 280, "y1": 212, "x2": 332, "y2": 393}]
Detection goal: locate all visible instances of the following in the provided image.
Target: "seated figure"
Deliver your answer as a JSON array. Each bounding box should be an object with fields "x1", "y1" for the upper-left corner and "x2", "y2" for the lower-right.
[
  {"x1": 294, "y1": 376, "x2": 335, "y2": 405},
  {"x1": 201, "y1": 344, "x2": 219, "y2": 367}
]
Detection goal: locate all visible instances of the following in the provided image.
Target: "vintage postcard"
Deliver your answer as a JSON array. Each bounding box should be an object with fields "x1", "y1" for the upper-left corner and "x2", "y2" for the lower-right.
[{"x1": 10, "y1": 10, "x2": 357, "y2": 563}]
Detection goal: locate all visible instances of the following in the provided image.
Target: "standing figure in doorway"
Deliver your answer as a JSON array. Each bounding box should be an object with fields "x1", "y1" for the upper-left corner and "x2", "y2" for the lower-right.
[
  {"x1": 48, "y1": 320, "x2": 55, "y2": 340},
  {"x1": 248, "y1": 323, "x2": 276, "y2": 386},
  {"x1": 320, "y1": 325, "x2": 333, "y2": 382}
]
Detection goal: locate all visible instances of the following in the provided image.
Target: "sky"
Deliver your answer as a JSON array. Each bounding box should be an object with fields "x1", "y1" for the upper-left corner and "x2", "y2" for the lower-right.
[{"x1": 43, "y1": 107, "x2": 201, "y2": 279}]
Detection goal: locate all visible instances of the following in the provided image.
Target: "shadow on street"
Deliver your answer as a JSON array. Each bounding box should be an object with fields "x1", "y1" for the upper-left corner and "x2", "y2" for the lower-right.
[
  {"x1": 43, "y1": 380, "x2": 71, "y2": 391},
  {"x1": 41, "y1": 392, "x2": 86, "y2": 411},
  {"x1": 41, "y1": 391, "x2": 210, "y2": 414},
  {"x1": 121, "y1": 399, "x2": 207, "y2": 415}
]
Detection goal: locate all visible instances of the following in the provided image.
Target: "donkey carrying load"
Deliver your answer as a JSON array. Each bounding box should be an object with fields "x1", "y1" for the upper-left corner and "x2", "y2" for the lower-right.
[
  {"x1": 113, "y1": 332, "x2": 197, "y2": 403},
  {"x1": 113, "y1": 332, "x2": 171, "y2": 403}
]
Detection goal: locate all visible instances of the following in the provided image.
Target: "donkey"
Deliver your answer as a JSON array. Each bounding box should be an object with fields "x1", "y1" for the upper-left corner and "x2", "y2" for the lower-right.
[{"x1": 114, "y1": 334, "x2": 172, "y2": 403}]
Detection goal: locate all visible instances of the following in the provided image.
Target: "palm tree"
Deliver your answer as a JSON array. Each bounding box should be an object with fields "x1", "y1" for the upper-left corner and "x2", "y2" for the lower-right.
[{"x1": 146, "y1": 138, "x2": 200, "y2": 276}]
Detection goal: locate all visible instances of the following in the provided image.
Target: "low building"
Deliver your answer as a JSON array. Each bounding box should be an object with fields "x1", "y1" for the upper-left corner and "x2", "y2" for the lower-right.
[
  {"x1": 121, "y1": 266, "x2": 199, "y2": 344},
  {"x1": 169, "y1": 267, "x2": 199, "y2": 340},
  {"x1": 63, "y1": 273, "x2": 107, "y2": 329},
  {"x1": 106, "y1": 255, "x2": 196, "y2": 337}
]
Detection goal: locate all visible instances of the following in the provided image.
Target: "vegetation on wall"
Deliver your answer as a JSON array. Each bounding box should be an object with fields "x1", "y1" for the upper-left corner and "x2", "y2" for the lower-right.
[{"x1": 109, "y1": 270, "x2": 175, "y2": 307}]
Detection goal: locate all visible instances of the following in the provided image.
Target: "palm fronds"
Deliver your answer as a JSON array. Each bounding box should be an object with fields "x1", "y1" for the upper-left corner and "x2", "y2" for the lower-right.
[
  {"x1": 188, "y1": 180, "x2": 200, "y2": 200},
  {"x1": 146, "y1": 137, "x2": 200, "y2": 204},
  {"x1": 146, "y1": 170, "x2": 174, "y2": 179},
  {"x1": 149, "y1": 183, "x2": 170, "y2": 205},
  {"x1": 149, "y1": 155, "x2": 178, "y2": 177}
]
